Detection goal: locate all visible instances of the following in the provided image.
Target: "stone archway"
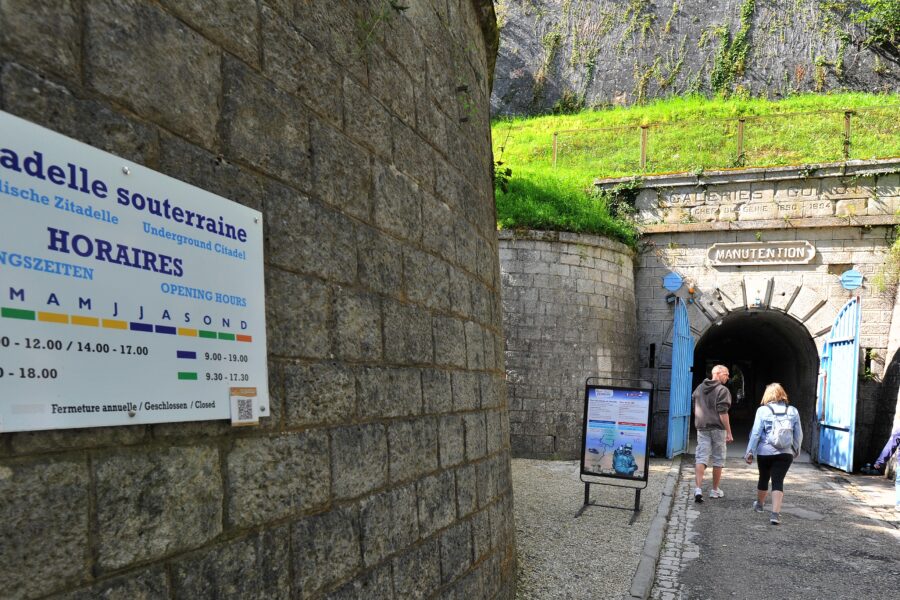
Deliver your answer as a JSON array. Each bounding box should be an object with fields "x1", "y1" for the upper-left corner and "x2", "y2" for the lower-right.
[
  {"x1": 686, "y1": 275, "x2": 831, "y2": 454},
  {"x1": 615, "y1": 160, "x2": 898, "y2": 465},
  {"x1": 692, "y1": 308, "x2": 820, "y2": 453},
  {"x1": 650, "y1": 275, "x2": 831, "y2": 454}
]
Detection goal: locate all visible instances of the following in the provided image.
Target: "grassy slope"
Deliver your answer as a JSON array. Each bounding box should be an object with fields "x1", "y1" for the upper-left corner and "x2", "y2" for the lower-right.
[{"x1": 492, "y1": 93, "x2": 900, "y2": 246}]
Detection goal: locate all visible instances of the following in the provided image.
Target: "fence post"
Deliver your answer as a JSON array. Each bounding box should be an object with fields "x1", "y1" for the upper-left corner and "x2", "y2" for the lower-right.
[
  {"x1": 552, "y1": 132, "x2": 558, "y2": 168},
  {"x1": 640, "y1": 125, "x2": 648, "y2": 170},
  {"x1": 737, "y1": 118, "x2": 745, "y2": 166},
  {"x1": 843, "y1": 111, "x2": 852, "y2": 160}
]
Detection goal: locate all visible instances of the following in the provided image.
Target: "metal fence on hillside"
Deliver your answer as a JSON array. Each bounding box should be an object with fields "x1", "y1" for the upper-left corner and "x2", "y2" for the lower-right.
[{"x1": 547, "y1": 105, "x2": 900, "y2": 175}]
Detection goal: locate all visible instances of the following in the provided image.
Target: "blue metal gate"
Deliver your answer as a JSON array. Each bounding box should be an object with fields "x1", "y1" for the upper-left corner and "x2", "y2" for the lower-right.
[
  {"x1": 816, "y1": 296, "x2": 862, "y2": 472},
  {"x1": 667, "y1": 298, "x2": 694, "y2": 458}
]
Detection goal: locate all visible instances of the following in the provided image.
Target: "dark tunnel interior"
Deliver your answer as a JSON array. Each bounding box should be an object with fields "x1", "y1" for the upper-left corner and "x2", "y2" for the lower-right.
[{"x1": 693, "y1": 309, "x2": 820, "y2": 451}]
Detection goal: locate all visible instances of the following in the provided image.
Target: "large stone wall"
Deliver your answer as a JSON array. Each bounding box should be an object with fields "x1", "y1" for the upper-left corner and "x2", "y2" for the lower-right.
[
  {"x1": 0, "y1": 2, "x2": 518, "y2": 599},
  {"x1": 500, "y1": 230, "x2": 639, "y2": 459},
  {"x1": 492, "y1": 0, "x2": 900, "y2": 115}
]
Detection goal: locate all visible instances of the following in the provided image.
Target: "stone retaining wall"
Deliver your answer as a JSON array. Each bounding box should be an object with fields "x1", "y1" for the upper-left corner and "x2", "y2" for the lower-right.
[
  {"x1": 0, "y1": 2, "x2": 517, "y2": 598},
  {"x1": 500, "y1": 230, "x2": 639, "y2": 459}
]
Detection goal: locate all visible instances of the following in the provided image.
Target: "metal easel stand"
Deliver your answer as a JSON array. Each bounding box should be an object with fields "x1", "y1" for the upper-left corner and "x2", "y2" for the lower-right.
[{"x1": 580, "y1": 475, "x2": 648, "y2": 514}]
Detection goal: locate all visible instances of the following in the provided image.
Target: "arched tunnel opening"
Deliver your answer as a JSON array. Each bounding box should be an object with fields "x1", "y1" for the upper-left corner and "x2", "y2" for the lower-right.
[{"x1": 693, "y1": 309, "x2": 820, "y2": 452}]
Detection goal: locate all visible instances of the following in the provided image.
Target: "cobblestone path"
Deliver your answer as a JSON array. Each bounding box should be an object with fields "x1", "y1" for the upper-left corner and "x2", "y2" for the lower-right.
[
  {"x1": 649, "y1": 472, "x2": 698, "y2": 600},
  {"x1": 650, "y1": 459, "x2": 899, "y2": 600}
]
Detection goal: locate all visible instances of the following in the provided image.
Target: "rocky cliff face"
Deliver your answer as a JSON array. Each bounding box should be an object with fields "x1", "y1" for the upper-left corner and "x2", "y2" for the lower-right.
[{"x1": 492, "y1": 0, "x2": 900, "y2": 115}]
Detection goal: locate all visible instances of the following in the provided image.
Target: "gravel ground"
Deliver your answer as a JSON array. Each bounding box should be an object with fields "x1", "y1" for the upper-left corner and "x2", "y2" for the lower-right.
[{"x1": 512, "y1": 457, "x2": 675, "y2": 600}]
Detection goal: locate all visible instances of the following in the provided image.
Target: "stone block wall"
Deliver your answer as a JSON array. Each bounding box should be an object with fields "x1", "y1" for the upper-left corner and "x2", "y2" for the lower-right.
[
  {"x1": 499, "y1": 230, "x2": 639, "y2": 459},
  {"x1": 0, "y1": 2, "x2": 517, "y2": 598}
]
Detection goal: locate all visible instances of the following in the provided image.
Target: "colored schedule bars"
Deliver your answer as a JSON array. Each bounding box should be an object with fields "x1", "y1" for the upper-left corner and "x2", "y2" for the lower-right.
[
  {"x1": 1, "y1": 305, "x2": 252, "y2": 342},
  {"x1": 177, "y1": 350, "x2": 197, "y2": 381}
]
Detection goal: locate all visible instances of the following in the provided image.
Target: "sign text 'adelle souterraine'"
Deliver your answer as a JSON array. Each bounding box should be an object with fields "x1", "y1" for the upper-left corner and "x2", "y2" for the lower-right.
[{"x1": 0, "y1": 110, "x2": 269, "y2": 432}]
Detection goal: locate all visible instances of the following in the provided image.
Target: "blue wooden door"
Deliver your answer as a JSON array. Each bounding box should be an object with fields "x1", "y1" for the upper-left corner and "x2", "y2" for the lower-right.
[
  {"x1": 667, "y1": 298, "x2": 694, "y2": 458},
  {"x1": 817, "y1": 296, "x2": 862, "y2": 472}
]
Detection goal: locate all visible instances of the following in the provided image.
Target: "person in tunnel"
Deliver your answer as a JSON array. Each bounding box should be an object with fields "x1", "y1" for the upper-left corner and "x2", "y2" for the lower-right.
[
  {"x1": 692, "y1": 364, "x2": 733, "y2": 502},
  {"x1": 744, "y1": 383, "x2": 803, "y2": 525}
]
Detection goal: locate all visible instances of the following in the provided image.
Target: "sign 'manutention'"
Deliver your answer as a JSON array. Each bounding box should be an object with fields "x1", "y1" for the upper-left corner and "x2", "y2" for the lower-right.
[
  {"x1": 707, "y1": 241, "x2": 815, "y2": 266},
  {"x1": 0, "y1": 110, "x2": 269, "y2": 432}
]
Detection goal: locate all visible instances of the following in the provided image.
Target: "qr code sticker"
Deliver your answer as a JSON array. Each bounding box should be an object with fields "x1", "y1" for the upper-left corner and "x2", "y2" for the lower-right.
[
  {"x1": 237, "y1": 398, "x2": 253, "y2": 421},
  {"x1": 230, "y1": 387, "x2": 259, "y2": 426}
]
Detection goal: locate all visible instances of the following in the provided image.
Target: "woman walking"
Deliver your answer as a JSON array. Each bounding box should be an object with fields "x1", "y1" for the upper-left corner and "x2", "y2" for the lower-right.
[{"x1": 744, "y1": 383, "x2": 803, "y2": 525}]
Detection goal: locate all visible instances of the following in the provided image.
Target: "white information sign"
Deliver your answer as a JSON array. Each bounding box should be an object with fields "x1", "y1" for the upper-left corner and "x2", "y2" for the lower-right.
[
  {"x1": 581, "y1": 385, "x2": 651, "y2": 480},
  {"x1": 0, "y1": 110, "x2": 269, "y2": 432}
]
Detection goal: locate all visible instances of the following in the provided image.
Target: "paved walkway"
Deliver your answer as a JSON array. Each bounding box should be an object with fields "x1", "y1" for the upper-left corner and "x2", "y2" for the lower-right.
[{"x1": 651, "y1": 458, "x2": 900, "y2": 600}]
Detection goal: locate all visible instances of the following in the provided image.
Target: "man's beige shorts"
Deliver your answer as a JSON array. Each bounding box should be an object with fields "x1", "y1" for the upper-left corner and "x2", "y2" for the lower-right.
[{"x1": 695, "y1": 429, "x2": 726, "y2": 467}]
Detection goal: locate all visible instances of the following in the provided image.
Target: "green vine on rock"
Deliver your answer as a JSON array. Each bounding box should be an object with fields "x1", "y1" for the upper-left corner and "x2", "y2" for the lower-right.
[
  {"x1": 709, "y1": 0, "x2": 756, "y2": 96},
  {"x1": 872, "y1": 217, "x2": 900, "y2": 295},
  {"x1": 493, "y1": 160, "x2": 513, "y2": 193},
  {"x1": 798, "y1": 164, "x2": 818, "y2": 178},
  {"x1": 533, "y1": 25, "x2": 564, "y2": 106},
  {"x1": 592, "y1": 177, "x2": 644, "y2": 219},
  {"x1": 835, "y1": 31, "x2": 851, "y2": 76},
  {"x1": 657, "y1": 36, "x2": 688, "y2": 90},
  {"x1": 552, "y1": 90, "x2": 585, "y2": 114},
  {"x1": 813, "y1": 55, "x2": 829, "y2": 91},
  {"x1": 495, "y1": 0, "x2": 509, "y2": 30},
  {"x1": 852, "y1": 0, "x2": 900, "y2": 56},
  {"x1": 356, "y1": 0, "x2": 408, "y2": 57},
  {"x1": 663, "y1": 0, "x2": 682, "y2": 36},
  {"x1": 617, "y1": 0, "x2": 656, "y2": 55},
  {"x1": 634, "y1": 57, "x2": 662, "y2": 104}
]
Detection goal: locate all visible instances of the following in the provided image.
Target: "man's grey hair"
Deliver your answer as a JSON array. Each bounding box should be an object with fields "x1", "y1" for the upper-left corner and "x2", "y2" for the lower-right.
[{"x1": 711, "y1": 364, "x2": 729, "y2": 377}]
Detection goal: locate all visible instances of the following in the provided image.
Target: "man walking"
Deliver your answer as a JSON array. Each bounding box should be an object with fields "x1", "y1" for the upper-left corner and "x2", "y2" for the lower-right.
[{"x1": 693, "y1": 364, "x2": 733, "y2": 502}]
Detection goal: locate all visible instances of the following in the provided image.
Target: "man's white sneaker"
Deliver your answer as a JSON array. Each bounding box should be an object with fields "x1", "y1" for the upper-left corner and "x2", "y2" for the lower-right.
[
  {"x1": 709, "y1": 488, "x2": 725, "y2": 499},
  {"x1": 694, "y1": 487, "x2": 704, "y2": 503}
]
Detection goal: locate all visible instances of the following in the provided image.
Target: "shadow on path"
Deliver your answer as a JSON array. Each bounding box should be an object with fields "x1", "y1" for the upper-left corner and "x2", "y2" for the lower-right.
[{"x1": 652, "y1": 457, "x2": 899, "y2": 600}]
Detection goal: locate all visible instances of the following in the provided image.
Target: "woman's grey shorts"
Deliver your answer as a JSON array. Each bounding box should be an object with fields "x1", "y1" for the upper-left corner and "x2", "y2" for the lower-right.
[{"x1": 695, "y1": 429, "x2": 726, "y2": 467}]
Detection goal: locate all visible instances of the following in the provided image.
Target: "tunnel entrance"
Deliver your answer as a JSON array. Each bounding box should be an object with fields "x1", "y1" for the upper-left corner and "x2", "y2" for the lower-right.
[{"x1": 693, "y1": 309, "x2": 820, "y2": 452}]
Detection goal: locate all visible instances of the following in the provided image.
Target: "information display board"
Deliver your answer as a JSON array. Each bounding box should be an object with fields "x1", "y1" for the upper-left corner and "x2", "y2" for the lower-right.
[
  {"x1": 580, "y1": 384, "x2": 653, "y2": 482},
  {"x1": 0, "y1": 110, "x2": 268, "y2": 432}
]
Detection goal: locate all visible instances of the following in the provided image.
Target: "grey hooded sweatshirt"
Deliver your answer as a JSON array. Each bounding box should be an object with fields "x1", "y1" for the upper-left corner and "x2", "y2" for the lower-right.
[{"x1": 692, "y1": 378, "x2": 732, "y2": 430}]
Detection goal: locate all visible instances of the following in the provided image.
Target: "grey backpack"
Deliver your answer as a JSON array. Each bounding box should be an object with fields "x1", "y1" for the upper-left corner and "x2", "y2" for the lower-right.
[{"x1": 766, "y1": 405, "x2": 794, "y2": 450}]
